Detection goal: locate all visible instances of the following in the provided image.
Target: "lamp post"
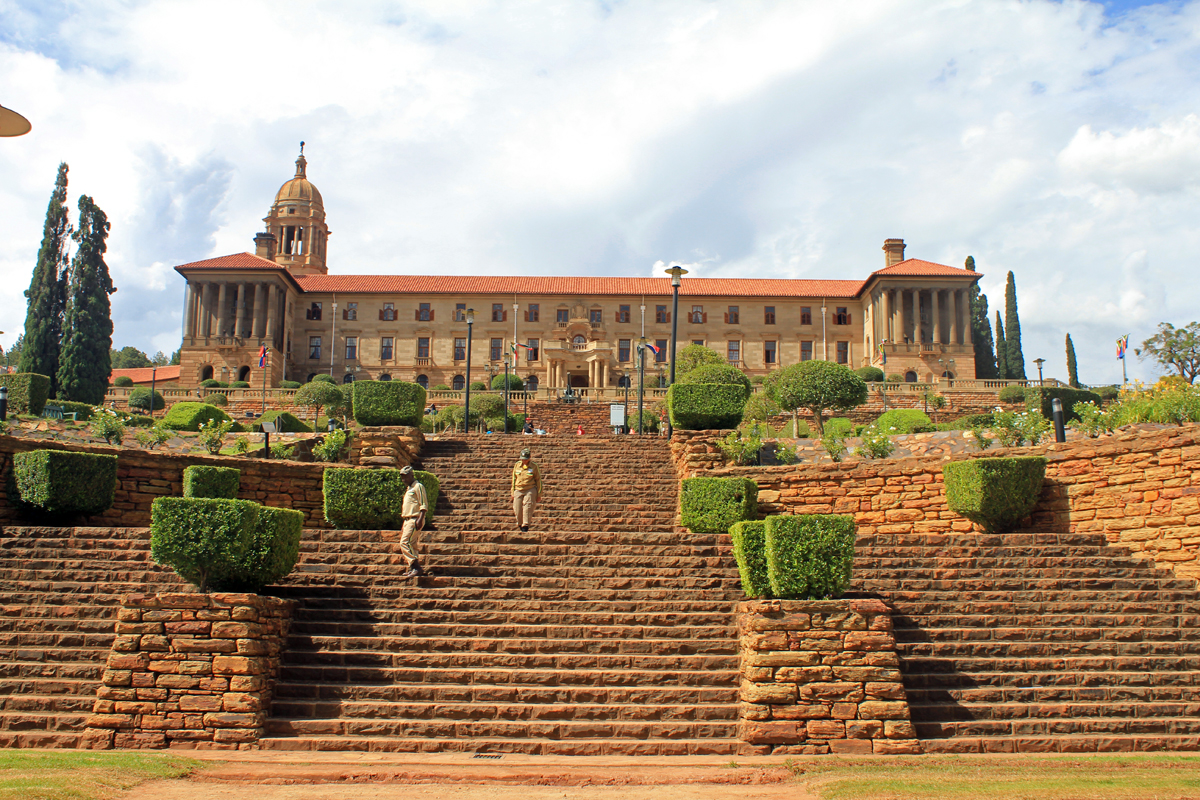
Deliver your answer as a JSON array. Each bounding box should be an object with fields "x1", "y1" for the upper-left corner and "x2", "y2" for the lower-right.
[
  {"x1": 0, "y1": 385, "x2": 7, "y2": 422},
  {"x1": 464, "y1": 308, "x2": 474, "y2": 435},
  {"x1": 329, "y1": 298, "x2": 338, "y2": 377},
  {"x1": 485, "y1": 362, "x2": 497, "y2": 434},
  {"x1": 637, "y1": 337, "x2": 647, "y2": 435},
  {"x1": 664, "y1": 265, "x2": 687, "y2": 438},
  {"x1": 1033, "y1": 358, "x2": 1046, "y2": 386},
  {"x1": 150, "y1": 367, "x2": 158, "y2": 419},
  {"x1": 619, "y1": 370, "x2": 629, "y2": 433},
  {"x1": 503, "y1": 353, "x2": 512, "y2": 434}
]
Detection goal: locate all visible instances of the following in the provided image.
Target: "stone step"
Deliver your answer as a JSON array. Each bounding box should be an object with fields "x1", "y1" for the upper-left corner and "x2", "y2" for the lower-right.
[
  {"x1": 265, "y1": 717, "x2": 737, "y2": 742},
  {"x1": 273, "y1": 681, "x2": 737, "y2": 705},
  {"x1": 275, "y1": 666, "x2": 738, "y2": 689},
  {"x1": 270, "y1": 699, "x2": 739, "y2": 723},
  {"x1": 913, "y1": 717, "x2": 1200, "y2": 739},
  {"x1": 284, "y1": 635, "x2": 735, "y2": 657},
  {"x1": 256, "y1": 734, "x2": 741, "y2": 756},
  {"x1": 918, "y1": 733, "x2": 1200, "y2": 754},
  {"x1": 288, "y1": 622, "x2": 734, "y2": 640},
  {"x1": 278, "y1": 651, "x2": 738, "y2": 672}
]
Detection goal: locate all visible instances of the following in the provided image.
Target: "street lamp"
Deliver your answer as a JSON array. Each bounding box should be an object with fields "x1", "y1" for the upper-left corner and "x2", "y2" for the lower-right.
[
  {"x1": 664, "y1": 265, "x2": 687, "y2": 438},
  {"x1": 329, "y1": 298, "x2": 338, "y2": 377},
  {"x1": 503, "y1": 352, "x2": 512, "y2": 434},
  {"x1": 464, "y1": 308, "x2": 474, "y2": 435},
  {"x1": 637, "y1": 337, "x2": 647, "y2": 436},
  {"x1": 619, "y1": 369, "x2": 629, "y2": 433},
  {"x1": 1033, "y1": 358, "x2": 1046, "y2": 385}
]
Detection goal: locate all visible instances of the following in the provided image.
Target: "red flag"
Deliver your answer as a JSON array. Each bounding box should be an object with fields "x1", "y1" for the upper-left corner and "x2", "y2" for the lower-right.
[{"x1": 258, "y1": 346, "x2": 268, "y2": 367}]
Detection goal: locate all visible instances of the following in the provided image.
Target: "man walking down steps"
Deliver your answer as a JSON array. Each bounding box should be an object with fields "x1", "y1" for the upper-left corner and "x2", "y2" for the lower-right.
[{"x1": 511, "y1": 448, "x2": 542, "y2": 533}]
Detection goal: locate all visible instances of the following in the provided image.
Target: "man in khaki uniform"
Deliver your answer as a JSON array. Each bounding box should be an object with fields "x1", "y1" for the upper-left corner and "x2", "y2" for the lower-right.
[
  {"x1": 511, "y1": 448, "x2": 542, "y2": 533},
  {"x1": 399, "y1": 466, "x2": 429, "y2": 578}
]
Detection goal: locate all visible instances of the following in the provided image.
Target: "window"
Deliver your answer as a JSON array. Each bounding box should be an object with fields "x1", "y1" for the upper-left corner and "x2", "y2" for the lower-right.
[
  {"x1": 690, "y1": 305, "x2": 705, "y2": 324},
  {"x1": 492, "y1": 303, "x2": 505, "y2": 322},
  {"x1": 801, "y1": 341, "x2": 813, "y2": 361},
  {"x1": 343, "y1": 302, "x2": 357, "y2": 321},
  {"x1": 490, "y1": 338, "x2": 503, "y2": 361},
  {"x1": 452, "y1": 374, "x2": 465, "y2": 390},
  {"x1": 557, "y1": 308, "x2": 569, "y2": 324},
  {"x1": 526, "y1": 304, "x2": 539, "y2": 322},
  {"x1": 655, "y1": 339, "x2": 668, "y2": 363},
  {"x1": 617, "y1": 375, "x2": 631, "y2": 388},
  {"x1": 619, "y1": 339, "x2": 631, "y2": 362},
  {"x1": 590, "y1": 308, "x2": 602, "y2": 325},
  {"x1": 454, "y1": 338, "x2": 466, "y2": 361},
  {"x1": 308, "y1": 336, "x2": 322, "y2": 360},
  {"x1": 692, "y1": 339, "x2": 704, "y2": 347},
  {"x1": 380, "y1": 302, "x2": 395, "y2": 322},
  {"x1": 345, "y1": 337, "x2": 358, "y2": 361},
  {"x1": 834, "y1": 307, "x2": 851, "y2": 325},
  {"x1": 343, "y1": 373, "x2": 354, "y2": 384},
  {"x1": 455, "y1": 303, "x2": 466, "y2": 322},
  {"x1": 526, "y1": 375, "x2": 539, "y2": 392},
  {"x1": 417, "y1": 337, "x2": 430, "y2": 359},
  {"x1": 379, "y1": 374, "x2": 392, "y2": 381},
  {"x1": 617, "y1": 305, "x2": 631, "y2": 324},
  {"x1": 306, "y1": 302, "x2": 322, "y2": 321},
  {"x1": 417, "y1": 302, "x2": 433, "y2": 322},
  {"x1": 764, "y1": 340, "x2": 777, "y2": 364},
  {"x1": 656, "y1": 305, "x2": 669, "y2": 323},
  {"x1": 416, "y1": 374, "x2": 429, "y2": 389},
  {"x1": 836, "y1": 341, "x2": 849, "y2": 364},
  {"x1": 381, "y1": 337, "x2": 394, "y2": 361},
  {"x1": 764, "y1": 306, "x2": 775, "y2": 325},
  {"x1": 800, "y1": 306, "x2": 812, "y2": 326},
  {"x1": 726, "y1": 306, "x2": 739, "y2": 325},
  {"x1": 727, "y1": 341, "x2": 741, "y2": 363},
  {"x1": 572, "y1": 334, "x2": 587, "y2": 345},
  {"x1": 905, "y1": 371, "x2": 918, "y2": 383},
  {"x1": 526, "y1": 339, "x2": 539, "y2": 361}
]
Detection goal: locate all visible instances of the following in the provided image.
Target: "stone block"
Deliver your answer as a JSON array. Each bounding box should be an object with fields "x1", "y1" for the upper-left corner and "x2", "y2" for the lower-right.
[
  {"x1": 178, "y1": 696, "x2": 223, "y2": 712},
  {"x1": 859, "y1": 701, "x2": 909, "y2": 721},
  {"x1": 829, "y1": 738, "x2": 873, "y2": 754},
  {"x1": 202, "y1": 712, "x2": 261, "y2": 729},
  {"x1": 806, "y1": 719, "x2": 846, "y2": 739},
  {"x1": 740, "y1": 682, "x2": 796, "y2": 704},
  {"x1": 213, "y1": 656, "x2": 264, "y2": 676},
  {"x1": 738, "y1": 720, "x2": 802, "y2": 745}
]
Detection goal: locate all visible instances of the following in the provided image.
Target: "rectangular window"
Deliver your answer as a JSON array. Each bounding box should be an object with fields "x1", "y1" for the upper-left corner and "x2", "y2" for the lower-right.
[
  {"x1": 836, "y1": 341, "x2": 849, "y2": 364},
  {"x1": 492, "y1": 303, "x2": 505, "y2": 322},
  {"x1": 306, "y1": 302, "x2": 322, "y2": 321},
  {"x1": 690, "y1": 305, "x2": 705, "y2": 324},
  {"x1": 418, "y1": 302, "x2": 432, "y2": 322},
  {"x1": 801, "y1": 341, "x2": 813, "y2": 361},
  {"x1": 617, "y1": 305, "x2": 631, "y2": 324},
  {"x1": 727, "y1": 341, "x2": 741, "y2": 363},
  {"x1": 800, "y1": 306, "x2": 812, "y2": 326},
  {"x1": 454, "y1": 338, "x2": 466, "y2": 361},
  {"x1": 418, "y1": 337, "x2": 430, "y2": 359},
  {"x1": 308, "y1": 336, "x2": 321, "y2": 360},
  {"x1": 344, "y1": 302, "x2": 357, "y2": 321},
  {"x1": 527, "y1": 304, "x2": 539, "y2": 322},
  {"x1": 455, "y1": 303, "x2": 466, "y2": 322},
  {"x1": 557, "y1": 308, "x2": 569, "y2": 323},
  {"x1": 764, "y1": 340, "x2": 777, "y2": 364},
  {"x1": 526, "y1": 338, "x2": 539, "y2": 361},
  {"x1": 692, "y1": 339, "x2": 704, "y2": 347},
  {"x1": 490, "y1": 338, "x2": 502, "y2": 361},
  {"x1": 590, "y1": 308, "x2": 602, "y2": 325},
  {"x1": 619, "y1": 339, "x2": 631, "y2": 362},
  {"x1": 726, "y1": 306, "x2": 739, "y2": 325},
  {"x1": 764, "y1": 306, "x2": 775, "y2": 325},
  {"x1": 656, "y1": 305, "x2": 669, "y2": 323},
  {"x1": 834, "y1": 307, "x2": 851, "y2": 325},
  {"x1": 655, "y1": 340, "x2": 668, "y2": 363},
  {"x1": 345, "y1": 337, "x2": 358, "y2": 360},
  {"x1": 381, "y1": 337, "x2": 394, "y2": 361},
  {"x1": 381, "y1": 302, "x2": 395, "y2": 322}
]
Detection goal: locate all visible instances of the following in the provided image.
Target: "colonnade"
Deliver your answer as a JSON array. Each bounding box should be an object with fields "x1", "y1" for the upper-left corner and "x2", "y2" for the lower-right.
[
  {"x1": 545, "y1": 358, "x2": 611, "y2": 389},
  {"x1": 182, "y1": 280, "x2": 284, "y2": 346},
  {"x1": 872, "y1": 287, "x2": 972, "y2": 347}
]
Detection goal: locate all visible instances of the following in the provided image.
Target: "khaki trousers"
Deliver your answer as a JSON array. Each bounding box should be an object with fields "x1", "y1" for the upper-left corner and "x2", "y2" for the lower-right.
[
  {"x1": 400, "y1": 516, "x2": 421, "y2": 567},
  {"x1": 513, "y1": 490, "x2": 537, "y2": 528}
]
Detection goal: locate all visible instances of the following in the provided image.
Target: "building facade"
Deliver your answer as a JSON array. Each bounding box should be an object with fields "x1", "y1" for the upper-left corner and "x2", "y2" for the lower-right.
[{"x1": 175, "y1": 151, "x2": 981, "y2": 391}]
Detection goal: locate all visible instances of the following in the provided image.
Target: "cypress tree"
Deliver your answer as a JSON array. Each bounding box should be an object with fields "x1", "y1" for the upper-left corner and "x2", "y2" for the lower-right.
[
  {"x1": 1066, "y1": 333, "x2": 1080, "y2": 388},
  {"x1": 967, "y1": 258, "x2": 997, "y2": 379},
  {"x1": 59, "y1": 196, "x2": 116, "y2": 404},
  {"x1": 1004, "y1": 271, "x2": 1026, "y2": 379},
  {"x1": 18, "y1": 163, "x2": 72, "y2": 397},
  {"x1": 995, "y1": 311, "x2": 1008, "y2": 379}
]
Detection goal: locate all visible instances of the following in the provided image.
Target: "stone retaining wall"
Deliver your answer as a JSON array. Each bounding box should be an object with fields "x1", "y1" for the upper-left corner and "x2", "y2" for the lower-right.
[
  {"x1": 737, "y1": 599, "x2": 920, "y2": 755},
  {"x1": 82, "y1": 593, "x2": 294, "y2": 750},
  {"x1": 350, "y1": 426, "x2": 423, "y2": 468}
]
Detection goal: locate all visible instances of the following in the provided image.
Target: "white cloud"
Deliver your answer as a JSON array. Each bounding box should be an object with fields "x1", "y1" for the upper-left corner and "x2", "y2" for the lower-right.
[{"x1": 1058, "y1": 115, "x2": 1200, "y2": 193}]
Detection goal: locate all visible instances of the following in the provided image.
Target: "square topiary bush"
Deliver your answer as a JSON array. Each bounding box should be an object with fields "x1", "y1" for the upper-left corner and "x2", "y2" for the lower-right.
[
  {"x1": 873, "y1": 409, "x2": 933, "y2": 434},
  {"x1": 764, "y1": 514, "x2": 856, "y2": 600},
  {"x1": 150, "y1": 497, "x2": 257, "y2": 591},
  {"x1": 680, "y1": 476, "x2": 757, "y2": 533},
  {"x1": 160, "y1": 402, "x2": 232, "y2": 431},
  {"x1": 183, "y1": 465, "x2": 241, "y2": 499},
  {"x1": 351, "y1": 381, "x2": 425, "y2": 427},
  {"x1": 415, "y1": 470, "x2": 439, "y2": 523},
  {"x1": 13, "y1": 449, "x2": 118, "y2": 517},
  {"x1": 668, "y1": 384, "x2": 749, "y2": 430},
  {"x1": 250, "y1": 411, "x2": 311, "y2": 433},
  {"x1": 943, "y1": 455, "x2": 1048, "y2": 533},
  {"x1": 324, "y1": 467, "x2": 438, "y2": 528},
  {"x1": 1024, "y1": 387, "x2": 1103, "y2": 423},
  {"x1": 210, "y1": 505, "x2": 304, "y2": 592},
  {"x1": 0, "y1": 373, "x2": 50, "y2": 416},
  {"x1": 730, "y1": 520, "x2": 770, "y2": 598}
]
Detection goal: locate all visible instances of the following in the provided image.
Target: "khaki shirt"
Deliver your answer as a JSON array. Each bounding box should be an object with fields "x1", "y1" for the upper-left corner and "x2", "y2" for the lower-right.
[
  {"x1": 401, "y1": 481, "x2": 429, "y2": 518},
  {"x1": 511, "y1": 460, "x2": 542, "y2": 495}
]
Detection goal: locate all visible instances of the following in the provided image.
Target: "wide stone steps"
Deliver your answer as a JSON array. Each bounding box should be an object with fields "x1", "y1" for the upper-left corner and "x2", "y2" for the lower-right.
[
  {"x1": 277, "y1": 666, "x2": 738, "y2": 689},
  {"x1": 270, "y1": 700, "x2": 738, "y2": 723},
  {"x1": 274, "y1": 681, "x2": 736, "y2": 704},
  {"x1": 265, "y1": 717, "x2": 736, "y2": 741},
  {"x1": 255, "y1": 734, "x2": 740, "y2": 755}
]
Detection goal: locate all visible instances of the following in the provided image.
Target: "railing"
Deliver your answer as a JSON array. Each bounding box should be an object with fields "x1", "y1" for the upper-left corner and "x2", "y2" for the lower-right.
[{"x1": 415, "y1": 357, "x2": 432, "y2": 366}]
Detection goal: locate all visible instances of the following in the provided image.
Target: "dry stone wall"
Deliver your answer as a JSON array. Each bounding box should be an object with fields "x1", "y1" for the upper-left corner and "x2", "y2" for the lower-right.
[{"x1": 350, "y1": 426, "x2": 423, "y2": 468}]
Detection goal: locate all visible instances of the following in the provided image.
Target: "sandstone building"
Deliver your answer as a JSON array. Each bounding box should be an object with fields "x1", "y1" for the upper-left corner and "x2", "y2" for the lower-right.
[{"x1": 175, "y1": 150, "x2": 981, "y2": 390}]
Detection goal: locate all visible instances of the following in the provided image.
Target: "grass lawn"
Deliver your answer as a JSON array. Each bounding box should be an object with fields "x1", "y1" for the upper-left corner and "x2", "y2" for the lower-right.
[
  {"x1": 785, "y1": 754, "x2": 1200, "y2": 800},
  {"x1": 0, "y1": 751, "x2": 200, "y2": 800}
]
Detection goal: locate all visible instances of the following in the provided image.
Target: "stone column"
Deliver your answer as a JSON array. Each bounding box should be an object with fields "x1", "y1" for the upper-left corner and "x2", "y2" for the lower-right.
[
  {"x1": 911, "y1": 289, "x2": 920, "y2": 344},
  {"x1": 217, "y1": 283, "x2": 229, "y2": 338},
  {"x1": 881, "y1": 290, "x2": 892, "y2": 342},
  {"x1": 544, "y1": 357, "x2": 552, "y2": 389},
  {"x1": 949, "y1": 290, "x2": 959, "y2": 345},
  {"x1": 182, "y1": 282, "x2": 196, "y2": 338},
  {"x1": 962, "y1": 290, "x2": 973, "y2": 345},
  {"x1": 252, "y1": 283, "x2": 265, "y2": 339},
  {"x1": 932, "y1": 289, "x2": 941, "y2": 344},
  {"x1": 265, "y1": 284, "x2": 277, "y2": 342}
]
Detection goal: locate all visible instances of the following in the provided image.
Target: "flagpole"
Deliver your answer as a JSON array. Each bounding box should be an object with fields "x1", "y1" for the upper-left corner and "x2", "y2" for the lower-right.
[{"x1": 261, "y1": 348, "x2": 268, "y2": 416}]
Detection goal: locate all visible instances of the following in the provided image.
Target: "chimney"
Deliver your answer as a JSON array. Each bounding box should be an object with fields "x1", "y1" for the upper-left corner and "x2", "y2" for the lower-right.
[
  {"x1": 883, "y1": 238, "x2": 906, "y2": 267},
  {"x1": 254, "y1": 231, "x2": 277, "y2": 261}
]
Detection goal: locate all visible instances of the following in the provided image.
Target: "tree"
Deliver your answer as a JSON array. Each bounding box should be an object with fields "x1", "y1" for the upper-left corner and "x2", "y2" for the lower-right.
[
  {"x1": 151, "y1": 351, "x2": 170, "y2": 366},
  {"x1": 2, "y1": 334, "x2": 22, "y2": 368},
  {"x1": 110, "y1": 346, "x2": 153, "y2": 370},
  {"x1": 19, "y1": 163, "x2": 72, "y2": 397},
  {"x1": 1004, "y1": 271, "x2": 1026, "y2": 379},
  {"x1": 294, "y1": 381, "x2": 345, "y2": 421},
  {"x1": 995, "y1": 311, "x2": 1008, "y2": 380},
  {"x1": 1136, "y1": 322, "x2": 1200, "y2": 384},
  {"x1": 967, "y1": 259, "x2": 997, "y2": 379},
  {"x1": 1065, "y1": 333, "x2": 1080, "y2": 388},
  {"x1": 168, "y1": 349, "x2": 181, "y2": 366},
  {"x1": 674, "y1": 343, "x2": 724, "y2": 377},
  {"x1": 59, "y1": 195, "x2": 116, "y2": 404},
  {"x1": 764, "y1": 361, "x2": 867, "y2": 435}
]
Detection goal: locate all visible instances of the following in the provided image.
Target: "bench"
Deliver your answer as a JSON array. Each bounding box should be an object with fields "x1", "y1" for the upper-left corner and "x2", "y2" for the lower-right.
[{"x1": 42, "y1": 405, "x2": 78, "y2": 422}]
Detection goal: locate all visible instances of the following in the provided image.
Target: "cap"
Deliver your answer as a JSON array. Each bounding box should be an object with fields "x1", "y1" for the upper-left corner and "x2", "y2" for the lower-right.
[
  {"x1": 399, "y1": 466, "x2": 414, "y2": 476},
  {"x1": 520, "y1": 449, "x2": 531, "y2": 459}
]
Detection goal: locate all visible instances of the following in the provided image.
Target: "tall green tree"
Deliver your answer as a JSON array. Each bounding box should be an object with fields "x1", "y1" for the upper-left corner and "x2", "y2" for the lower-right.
[
  {"x1": 1065, "y1": 333, "x2": 1080, "y2": 388},
  {"x1": 59, "y1": 196, "x2": 116, "y2": 404},
  {"x1": 967, "y1": 258, "x2": 998, "y2": 379},
  {"x1": 110, "y1": 346, "x2": 153, "y2": 370},
  {"x1": 2, "y1": 334, "x2": 23, "y2": 369},
  {"x1": 18, "y1": 163, "x2": 72, "y2": 397},
  {"x1": 1136, "y1": 322, "x2": 1200, "y2": 384},
  {"x1": 995, "y1": 311, "x2": 1008, "y2": 380},
  {"x1": 1004, "y1": 271, "x2": 1026, "y2": 379}
]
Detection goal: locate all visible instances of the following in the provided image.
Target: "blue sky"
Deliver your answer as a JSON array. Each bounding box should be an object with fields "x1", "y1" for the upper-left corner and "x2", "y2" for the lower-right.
[{"x1": 2, "y1": 0, "x2": 1200, "y2": 384}]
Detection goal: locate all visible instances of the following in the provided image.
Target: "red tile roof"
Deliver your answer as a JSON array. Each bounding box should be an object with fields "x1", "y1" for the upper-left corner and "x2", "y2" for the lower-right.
[
  {"x1": 110, "y1": 366, "x2": 181, "y2": 385},
  {"x1": 870, "y1": 259, "x2": 980, "y2": 278},
  {"x1": 175, "y1": 253, "x2": 285, "y2": 271}
]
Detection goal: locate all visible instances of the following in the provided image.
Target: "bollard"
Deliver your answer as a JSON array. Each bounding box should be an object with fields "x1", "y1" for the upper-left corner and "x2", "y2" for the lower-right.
[
  {"x1": 1051, "y1": 397, "x2": 1066, "y2": 443},
  {"x1": 0, "y1": 385, "x2": 7, "y2": 423}
]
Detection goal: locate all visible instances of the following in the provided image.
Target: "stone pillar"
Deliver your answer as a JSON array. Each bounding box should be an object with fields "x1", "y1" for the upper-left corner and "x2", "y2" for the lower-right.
[
  {"x1": 949, "y1": 290, "x2": 959, "y2": 345},
  {"x1": 911, "y1": 289, "x2": 920, "y2": 344},
  {"x1": 265, "y1": 285, "x2": 277, "y2": 342},
  {"x1": 932, "y1": 289, "x2": 941, "y2": 344},
  {"x1": 252, "y1": 283, "x2": 265, "y2": 340},
  {"x1": 601, "y1": 360, "x2": 609, "y2": 388},
  {"x1": 217, "y1": 283, "x2": 229, "y2": 338},
  {"x1": 235, "y1": 283, "x2": 248, "y2": 338},
  {"x1": 183, "y1": 282, "x2": 197, "y2": 338},
  {"x1": 962, "y1": 290, "x2": 973, "y2": 345},
  {"x1": 881, "y1": 290, "x2": 891, "y2": 342}
]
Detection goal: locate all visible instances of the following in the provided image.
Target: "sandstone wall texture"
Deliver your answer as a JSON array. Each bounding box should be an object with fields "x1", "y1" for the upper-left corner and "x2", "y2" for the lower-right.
[
  {"x1": 82, "y1": 593, "x2": 294, "y2": 750},
  {"x1": 738, "y1": 599, "x2": 920, "y2": 755},
  {"x1": 350, "y1": 426, "x2": 423, "y2": 468}
]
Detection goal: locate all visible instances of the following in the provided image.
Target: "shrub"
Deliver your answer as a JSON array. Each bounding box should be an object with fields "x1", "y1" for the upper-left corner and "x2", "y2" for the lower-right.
[
  {"x1": 12, "y1": 449, "x2": 118, "y2": 517},
  {"x1": 199, "y1": 379, "x2": 224, "y2": 388},
  {"x1": 203, "y1": 393, "x2": 229, "y2": 407},
  {"x1": 667, "y1": 383, "x2": 749, "y2": 430},
  {"x1": 717, "y1": 428, "x2": 763, "y2": 466},
  {"x1": 128, "y1": 387, "x2": 165, "y2": 412},
  {"x1": 270, "y1": 442, "x2": 296, "y2": 459},
  {"x1": 824, "y1": 417, "x2": 854, "y2": 438},
  {"x1": 820, "y1": 429, "x2": 847, "y2": 462},
  {"x1": 943, "y1": 456, "x2": 1047, "y2": 533},
  {"x1": 0, "y1": 373, "x2": 50, "y2": 416},
  {"x1": 470, "y1": 381, "x2": 488, "y2": 391},
  {"x1": 324, "y1": 467, "x2": 439, "y2": 527},
  {"x1": 1025, "y1": 387, "x2": 1102, "y2": 424},
  {"x1": 675, "y1": 343, "x2": 725, "y2": 375},
  {"x1": 677, "y1": 364, "x2": 752, "y2": 393},
  {"x1": 764, "y1": 514, "x2": 856, "y2": 600},
  {"x1": 998, "y1": 385, "x2": 1026, "y2": 404},
  {"x1": 490, "y1": 374, "x2": 524, "y2": 391},
  {"x1": 970, "y1": 427, "x2": 992, "y2": 450},
  {"x1": 352, "y1": 381, "x2": 425, "y2": 427},
  {"x1": 182, "y1": 465, "x2": 240, "y2": 499},
  {"x1": 280, "y1": 380, "x2": 302, "y2": 389},
  {"x1": 1094, "y1": 385, "x2": 1120, "y2": 402},
  {"x1": 113, "y1": 375, "x2": 134, "y2": 387},
  {"x1": 437, "y1": 404, "x2": 466, "y2": 432},
  {"x1": 886, "y1": 373, "x2": 904, "y2": 383},
  {"x1": 730, "y1": 520, "x2": 770, "y2": 598},
  {"x1": 197, "y1": 419, "x2": 234, "y2": 455},
  {"x1": 432, "y1": 384, "x2": 451, "y2": 391},
  {"x1": 680, "y1": 477, "x2": 757, "y2": 534},
  {"x1": 295, "y1": 381, "x2": 345, "y2": 420},
  {"x1": 992, "y1": 409, "x2": 1051, "y2": 447},
  {"x1": 1073, "y1": 401, "x2": 1113, "y2": 438},
  {"x1": 855, "y1": 366, "x2": 885, "y2": 382},
  {"x1": 750, "y1": 374, "x2": 766, "y2": 385},
  {"x1": 149, "y1": 497, "x2": 256, "y2": 592},
  {"x1": 89, "y1": 410, "x2": 126, "y2": 444},
  {"x1": 313, "y1": 429, "x2": 350, "y2": 462},
  {"x1": 765, "y1": 361, "x2": 868, "y2": 435},
  {"x1": 251, "y1": 410, "x2": 311, "y2": 433},
  {"x1": 855, "y1": 425, "x2": 895, "y2": 459},
  {"x1": 741, "y1": 392, "x2": 779, "y2": 423},
  {"x1": 55, "y1": 400, "x2": 95, "y2": 421},
  {"x1": 229, "y1": 381, "x2": 251, "y2": 389},
  {"x1": 122, "y1": 414, "x2": 156, "y2": 428},
  {"x1": 312, "y1": 374, "x2": 336, "y2": 385},
  {"x1": 161, "y1": 402, "x2": 232, "y2": 431},
  {"x1": 134, "y1": 425, "x2": 173, "y2": 450},
  {"x1": 210, "y1": 505, "x2": 304, "y2": 592},
  {"x1": 873, "y1": 409, "x2": 933, "y2": 435}
]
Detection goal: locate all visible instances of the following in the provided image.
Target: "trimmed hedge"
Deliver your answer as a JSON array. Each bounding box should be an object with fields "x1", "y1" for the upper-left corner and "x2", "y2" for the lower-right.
[
  {"x1": 873, "y1": 409, "x2": 933, "y2": 434},
  {"x1": 122, "y1": 414, "x2": 156, "y2": 428},
  {"x1": 0, "y1": 373, "x2": 50, "y2": 416},
  {"x1": 324, "y1": 467, "x2": 439, "y2": 528},
  {"x1": 150, "y1": 497, "x2": 256, "y2": 592},
  {"x1": 764, "y1": 514, "x2": 856, "y2": 599},
  {"x1": 202, "y1": 393, "x2": 228, "y2": 407},
  {"x1": 667, "y1": 383, "x2": 749, "y2": 431},
  {"x1": 943, "y1": 456, "x2": 1048, "y2": 533},
  {"x1": 56, "y1": 400, "x2": 96, "y2": 421},
  {"x1": 182, "y1": 465, "x2": 241, "y2": 499},
  {"x1": 680, "y1": 476, "x2": 757, "y2": 533},
  {"x1": 677, "y1": 364, "x2": 752, "y2": 392},
  {"x1": 113, "y1": 375, "x2": 134, "y2": 387},
  {"x1": 129, "y1": 387, "x2": 165, "y2": 412},
  {"x1": 160, "y1": 402, "x2": 232, "y2": 431},
  {"x1": 250, "y1": 410, "x2": 311, "y2": 433},
  {"x1": 13, "y1": 449, "x2": 118, "y2": 517},
  {"x1": 416, "y1": 470, "x2": 440, "y2": 524},
  {"x1": 730, "y1": 520, "x2": 770, "y2": 598},
  {"x1": 998, "y1": 385, "x2": 1026, "y2": 404},
  {"x1": 280, "y1": 380, "x2": 302, "y2": 389},
  {"x1": 210, "y1": 505, "x2": 304, "y2": 592},
  {"x1": 1025, "y1": 386, "x2": 1102, "y2": 424},
  {"x1": 229, "y1": 381, "x2": 251, "y2": 389},
  {"x1": 824, "y1": 417, "x2": 854, "y2": 438},
  {"x1": 352, "y1": 380, "x2": 425, "y2": 427},
  {"x1": 855, "y1": 366, "x2": 885, "y2": 382},
  {"x1": 199, "y1": 379, "x2": 228, "y2": 389}
]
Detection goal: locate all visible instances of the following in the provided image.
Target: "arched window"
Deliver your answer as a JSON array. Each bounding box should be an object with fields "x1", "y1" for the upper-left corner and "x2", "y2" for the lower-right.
[
  {"x1": 200, "y1": 365, "x2": 214, "y2": 382},
  {"x1": 237, "y1": 365, "x2": 251, "y2": 382},
  {"x1": 306, "y1": 373, "x2": 317, "y2": 383},
  {"x1": 904, "y1": 371, "x2": 918, "y2": 383},
  {"x1": 379, "y1": 374, "x2": 392, "y2": 381},
  {"x1": 452, "y1": 374, "x2": 465, "y2": 390},
  {"x1": 343, "y1": 373, "x2": 355, "y2": 384},
  {"x1": 573, "y1": 334, "x2": 586, "y2": 345},
  {"x1": 942, "y1": 371, "x2": 955, "y2": 379},
  {"x1": 525, "y1": 375, "x2": 539, "y2": 392},
  {"x1": 416, "y1": 374, "x2": 429, "y2": 388},
  {"x1": 616, "y1": 375, "x2": 630, "y2": 388}
]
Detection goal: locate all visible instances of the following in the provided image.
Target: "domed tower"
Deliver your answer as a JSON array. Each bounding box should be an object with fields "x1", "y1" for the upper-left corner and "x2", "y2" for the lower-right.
[{"x1": 254, "y1": 143, "x2": 330, "y2": 275}]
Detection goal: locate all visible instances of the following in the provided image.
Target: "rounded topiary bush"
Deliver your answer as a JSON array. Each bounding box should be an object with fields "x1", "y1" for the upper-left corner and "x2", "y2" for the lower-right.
[
  {"x1": 312, "y1": 374, "x2": 337, "y2": 385},
  {"x1": 855, "y1": 366, "x2": 885, "y2": 382},
  {"x1": 998, "y1": 385, "x2": 1027, "y2": 404},
  {"x1": 129, "y1": 387, "x2": 165, "y2": 412},
  {"x1": 200, "y1": 379, "x2": 228, "y2": 389},
  {"x1": 469, "y1": 381, "x2": 488, "y2": 391},
  {"x1": 873, "y1": 409, "x2": 934, "y2": 434},
  {"x1": 677, "y1": 364, "x2": 752, "y2": 393},
  {"x1": 203, "y1": 393, "x2": 229, "y2": 407},
  {"x1": 229, "y1": 381, "x2": 251, "y2": 389},
  {"x1": 160, "y1": 402, "x2": 232, "y2": 431},
  {"x1": 113, "y1": 375, "x2": 134, "y2": 387},
  {"x1": 886, "y1": 373, "x2": 904, "y2": 383},
  {"x1": 280, "y1": 380, "x2": 302, "y2": 390},
  {"x1": 491, "y1": 374, "x2": 524, "y2": 391}
]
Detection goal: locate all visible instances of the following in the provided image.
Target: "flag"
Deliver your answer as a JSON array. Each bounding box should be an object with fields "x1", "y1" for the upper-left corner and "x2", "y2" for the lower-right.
[
  {"x1": 1116, "y1": 335, "x2": 1129, "y2": 360},
  {"x1": 877, "y1": 342, "x2": 887, "y2": 365},
  {"x1": 644, "y1": 342, "x2": 660, "y2": 354},
  {"x1": 512, "y1": 342, "x2": 534, "y2": 351},
  {"x1": 258, "y1": 346, "x2": 268, "y2": 367}
]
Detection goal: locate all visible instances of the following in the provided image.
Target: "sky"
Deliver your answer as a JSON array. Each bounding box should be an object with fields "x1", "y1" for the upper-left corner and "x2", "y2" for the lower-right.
[{"x1": 0, "y1": 0, "x2": 1196, "y2": 385}]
